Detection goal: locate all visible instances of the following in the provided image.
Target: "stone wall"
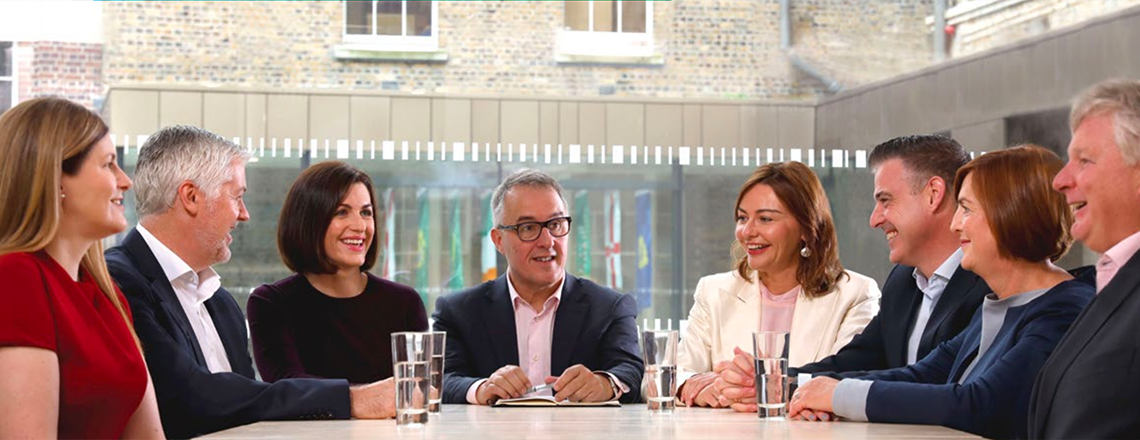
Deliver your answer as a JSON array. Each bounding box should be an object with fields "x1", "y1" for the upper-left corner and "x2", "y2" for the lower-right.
[{"x1": 102, "y1": 0, "x2": 937, "y2": 100}]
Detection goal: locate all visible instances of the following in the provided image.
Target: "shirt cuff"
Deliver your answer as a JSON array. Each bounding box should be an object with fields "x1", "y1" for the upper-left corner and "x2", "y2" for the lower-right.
[
  {"x1": 677, "y1": 370, "x2": 697, "y2": 389},
  {"x1": 832, "y1": 379, "x2": 872, "y2": 422},
  {"x1": 594, "y1": 371, "x2": 629, "y2": 399},
  {"x1": 466, "y1": 378, "x2": 489, "y2": 405}
]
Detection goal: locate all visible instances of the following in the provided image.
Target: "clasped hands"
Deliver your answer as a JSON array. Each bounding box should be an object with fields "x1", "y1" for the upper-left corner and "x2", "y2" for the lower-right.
[
  {"x1": 475, "y1": 364, "x2": 614, "y2": 405},
  {"x1": 679, "y1": 347, "x2": 838, "y2": 421}
]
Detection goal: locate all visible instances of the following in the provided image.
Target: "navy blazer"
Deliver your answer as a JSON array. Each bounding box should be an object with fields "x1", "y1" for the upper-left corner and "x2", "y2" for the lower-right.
[
  {"x1": 106, "y1": 229, "x2": 351, "y2": 439},
  {"x1": 796, "y1": 264, "x2": 989, "y2": 376},
  {"x1": 1030, "y1": 252, "x2": 1140, "y2": 439},
  {"x1": 432, "y1": 274, "x2": 644, "y2": 404},
  {"x1": 854, "y1": 280, "x2": 1092, "y2": 440}
]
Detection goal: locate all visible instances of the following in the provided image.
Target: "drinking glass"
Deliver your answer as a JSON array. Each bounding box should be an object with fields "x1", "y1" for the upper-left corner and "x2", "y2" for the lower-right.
[{"x1": 641, "y1": 329, "x2": 679, "y2": 412}]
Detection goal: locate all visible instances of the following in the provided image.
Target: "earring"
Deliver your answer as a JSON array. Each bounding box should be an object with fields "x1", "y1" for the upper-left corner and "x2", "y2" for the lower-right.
[
  {"x1": 800, "y1": 246, "x2": 811, "y2": 258},
  {"x1": 60, "y1": 193, "x2": 66, "y2": 199}
]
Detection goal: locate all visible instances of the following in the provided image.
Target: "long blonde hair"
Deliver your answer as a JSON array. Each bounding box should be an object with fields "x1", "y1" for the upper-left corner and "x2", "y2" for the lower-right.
[{"x1": 0, "y1": 97, "x2": 138, "y2": 344}]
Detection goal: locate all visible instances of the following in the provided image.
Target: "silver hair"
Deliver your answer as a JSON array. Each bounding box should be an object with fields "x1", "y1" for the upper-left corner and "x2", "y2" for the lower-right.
[
  {"x1": 490, "y1": 168, "x2": 567, "y2": 226},
  {"x1": 1070, "y1": 78, "x2": 1140, "y2": 165},
  {"x1": 134, "y1": 125, "x2": 251, "y2": 218}
]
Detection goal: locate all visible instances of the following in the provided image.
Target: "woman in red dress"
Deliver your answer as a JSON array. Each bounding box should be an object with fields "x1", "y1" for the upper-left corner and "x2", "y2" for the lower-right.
[{"x1": 0, "y1": 98, "x2": 164, "y2": 439}]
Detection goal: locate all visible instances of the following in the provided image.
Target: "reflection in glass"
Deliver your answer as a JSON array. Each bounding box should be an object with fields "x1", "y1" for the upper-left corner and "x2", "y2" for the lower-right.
[
  {"x1": 593, "y1": 1, "x2": 616, "y2": 32},
  {"x1": 376, "y1": 1, "x2": 403, "y2": 36},
  {"x1": 621, "y1": 1, "x2": 647, "y2": 33},
  {"x1": 565, "y1": 1, "x2": 589, "y2": 31},
  {"x1": 407, "y1": 0, "x2": 432, "y2": 37},
  {"x1": 344, "y1": 1, "x2": 372, "y2": 35},
  {"x1": 0, "y1": 82, "x2": 11, "y2": 113}
]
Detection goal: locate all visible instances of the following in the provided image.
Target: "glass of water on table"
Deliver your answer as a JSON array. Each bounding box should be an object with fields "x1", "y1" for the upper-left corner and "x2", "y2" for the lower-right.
[
  {"x1": 427, "y1": 331, "x2": 446, "y2": 414},
  {"x1": 641, "y1": 329, "x2": 679, "y2": 412},
  {"x1": 752, "y1": 331, "x2": 789, "y2": 420},
  {"x1": 391, "y1": 332, "x2": 432, "y2": 426}
]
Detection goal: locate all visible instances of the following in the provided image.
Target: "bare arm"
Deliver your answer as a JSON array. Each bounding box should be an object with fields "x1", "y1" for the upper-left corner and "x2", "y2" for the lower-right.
[
  {"x1": 0, "y1": 346, "x2": 59, "y2": 439},
  {"x1": 121, "y1": 369, "x2": 165, "y2": 439}
]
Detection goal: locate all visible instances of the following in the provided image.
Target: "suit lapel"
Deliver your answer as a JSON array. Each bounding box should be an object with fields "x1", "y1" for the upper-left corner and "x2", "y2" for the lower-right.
[
  {"x1": 790, "y1": 284, "x2": 839, "y2": 364},
  {"x1": 918, "y1": 266, "x2": 981, "y2": 353},
  {"x1": 1035, "y1": 251, "x2": 1140, "y2": 428},
  {"x1": 483, "y1": 276, "x2": 520, "y2": 367},
  {"x1": 123, "y1": 229, "x2": 208, "y2": 366},
  {"x1": 552, "y1": 274, "x2": 589, "y2": 374}
]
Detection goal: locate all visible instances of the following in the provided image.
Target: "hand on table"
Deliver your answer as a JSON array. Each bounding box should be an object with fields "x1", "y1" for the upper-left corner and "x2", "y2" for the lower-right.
[
  {"x1": 714, "y1": 347, "x2": 760, "y2": 412},
  {"x1": 349, "y1": 377, "x2": 397, "y2": 419},
  {"x1": 788, "y1": 376, "x2": 838, "y2": 422},
  {"x1": 678, "y1": 372, "x2": 717, "y2": 407},
  {"x1": 476, "y1": 365, "x2": 531, "y2": 405},
  {"x1": 545, "y1": 364, "x2": 614, "y2": 403}
]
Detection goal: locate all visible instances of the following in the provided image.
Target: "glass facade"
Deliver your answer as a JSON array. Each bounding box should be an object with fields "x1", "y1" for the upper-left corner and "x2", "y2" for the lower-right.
[{"x1": 119, "y1": 145, "x2": 893, "y2": 324}]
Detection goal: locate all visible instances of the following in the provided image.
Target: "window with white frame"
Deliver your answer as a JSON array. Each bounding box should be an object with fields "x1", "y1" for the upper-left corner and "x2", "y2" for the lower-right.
[
  {"x1": 560, "y1": 1, "x2": 654, "y2": 58},
  {"x1": 343, "y1": 1, "x2": 438, "y2": 51},
  {"x1": 1, "y1": 42, "x2": 14, "y2": 113}
]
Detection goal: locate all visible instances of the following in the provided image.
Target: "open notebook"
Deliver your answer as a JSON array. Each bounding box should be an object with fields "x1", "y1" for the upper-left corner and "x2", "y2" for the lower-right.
[{"x1": 493, "y1": 395, "x2": 621, "y2": 407}]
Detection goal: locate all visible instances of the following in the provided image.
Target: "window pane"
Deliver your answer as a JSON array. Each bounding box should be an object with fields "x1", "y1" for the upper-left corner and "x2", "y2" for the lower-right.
[
  {"x1": 407, "y1": 1, "x2": 432, "y2": 37},
  {"x1": 345, "y1": 1, "x2": 372, "y2": 35},
  {"x1": 565, "y1": 1, "x2": 589, "y2": 31},
  {"x1": 0, "y1": 42, "x2": 12, "y2": 77},
  {"x1": 0, "y1": 81, "x2": 12, "y2": 114},
  {"x1": 621, "y1": 1, "x2": 646, "y2": 33},
  {"x1": 593, "y1": 1, "x2": 616, "y2": 32},
  {"x1": 375, "y1": 1, "x2": 403, "y2": 36}
]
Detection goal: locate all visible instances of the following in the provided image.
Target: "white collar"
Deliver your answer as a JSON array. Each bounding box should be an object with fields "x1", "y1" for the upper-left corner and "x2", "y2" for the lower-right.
[
  {"x1": 137, "y1": 223, "x2": 220, "y2": 301},
  {"x1": 914, "y1": 248, "x2": 964, "y2": 285}
]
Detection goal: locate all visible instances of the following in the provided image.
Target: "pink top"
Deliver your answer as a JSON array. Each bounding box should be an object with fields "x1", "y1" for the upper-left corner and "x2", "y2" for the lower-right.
[
  {"x1": 759, "y1": 282, "x2": 800, "y2": 333},
  {"x1": 1096, "y1": 230, "x2": 1140, "y2": 294}
]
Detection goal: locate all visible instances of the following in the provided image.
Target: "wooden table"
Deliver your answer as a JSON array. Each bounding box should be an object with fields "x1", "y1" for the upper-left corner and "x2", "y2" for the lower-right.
[{"x1": 199, "y1": 405, "x2": 983, "y2": 439}]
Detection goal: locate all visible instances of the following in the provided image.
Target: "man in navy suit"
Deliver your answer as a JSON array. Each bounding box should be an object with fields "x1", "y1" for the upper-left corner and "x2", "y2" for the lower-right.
[
  {"x1": 1030, "y1": 79, "x2": 1140, "y2": 439},
  {"x1": 433, "y1": 169, "x2": 643, "y2": 405},
  {"x1": 795, "y1": 135, "x2": 990, "y2": 376},
  {"x1": 106, "y1": 126, "x2": 394, "y2": 439}
]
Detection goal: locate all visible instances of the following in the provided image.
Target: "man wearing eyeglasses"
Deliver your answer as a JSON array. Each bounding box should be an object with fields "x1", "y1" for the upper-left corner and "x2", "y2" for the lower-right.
[{"x1": 432, "y1": 168, "x2": 643, "y2": 405}]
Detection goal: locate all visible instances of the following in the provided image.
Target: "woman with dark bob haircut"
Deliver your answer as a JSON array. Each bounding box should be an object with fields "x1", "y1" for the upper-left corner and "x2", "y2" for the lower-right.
[
  {"x1": 247, "y1": 161, "x2": 427, "y2": 384},
  {"x1": 789, "y1": 145, "x2": 1094, "y2": 440},
  {"x1": 676, "y1": 161, "x2": 881, "y2": 408}
]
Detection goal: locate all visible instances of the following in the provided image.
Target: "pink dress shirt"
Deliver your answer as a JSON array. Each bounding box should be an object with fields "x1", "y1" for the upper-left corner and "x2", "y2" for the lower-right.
[
  {"x1": 1096, "y1": 231, "x2": 1140, "y2": 294},
  {"x1": 759, "y1": 282, "x2": 799, "y2": 333},
  {"x1": 465, "y1": 274, "x2": 564, "y2": 403}
]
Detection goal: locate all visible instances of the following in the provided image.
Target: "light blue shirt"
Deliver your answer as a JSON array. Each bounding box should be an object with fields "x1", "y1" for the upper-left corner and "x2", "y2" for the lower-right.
[{"x1": 907, "y1": 249, "x2": 963, "y2": 365}]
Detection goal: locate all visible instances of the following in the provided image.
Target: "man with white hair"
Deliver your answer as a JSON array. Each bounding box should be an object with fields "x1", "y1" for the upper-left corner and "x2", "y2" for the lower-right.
[
  {"x1": 106, "y1": 125, "x2": 394, "y2": 439},
  {"x1": 1029, "y1": 79, "x2": 1140, "y2": 439}
]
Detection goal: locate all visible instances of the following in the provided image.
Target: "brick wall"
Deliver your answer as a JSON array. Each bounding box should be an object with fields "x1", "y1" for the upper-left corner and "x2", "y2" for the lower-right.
[
  {"x1": 16, "y1": 41, "x2": 103, "y2": 109},
  {"x1": 102, "y1": 0, "x2": 936, "y2": 100}
]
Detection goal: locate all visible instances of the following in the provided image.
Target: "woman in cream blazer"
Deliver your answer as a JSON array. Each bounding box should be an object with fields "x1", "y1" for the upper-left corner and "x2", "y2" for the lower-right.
[
  {"x1": 676, "y1": 161, "x2": 881, "y2": 407},
  {"x1": 677, "y1": 269, "x2": 880, "y2": 375}
]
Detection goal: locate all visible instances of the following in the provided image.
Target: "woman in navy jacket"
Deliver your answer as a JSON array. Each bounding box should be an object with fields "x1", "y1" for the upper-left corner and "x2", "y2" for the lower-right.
[{"x1": 788, "y1": 145, "x2": 1094, "y2": 440}]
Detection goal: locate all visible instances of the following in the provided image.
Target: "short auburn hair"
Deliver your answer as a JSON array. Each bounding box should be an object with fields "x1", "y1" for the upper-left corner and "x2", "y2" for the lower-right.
[
  {"x1": 277, "y1": 161, "x2": 379, "y2": 274},
  {"x1": 733, "y1": 161, "x2": 846, "y2": 297},
  {"x1": 954, "y1": 145, "x2": 1072, "y2": 263}
]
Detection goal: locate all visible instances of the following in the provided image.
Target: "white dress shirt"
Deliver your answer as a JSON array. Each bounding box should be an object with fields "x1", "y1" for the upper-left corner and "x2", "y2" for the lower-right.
[
  {"x1": 137, "y1": 224, "x2": 233, "y2": 374},
  {"x1": 907, "y1": 249, "x2": 963, "y2": 365}
]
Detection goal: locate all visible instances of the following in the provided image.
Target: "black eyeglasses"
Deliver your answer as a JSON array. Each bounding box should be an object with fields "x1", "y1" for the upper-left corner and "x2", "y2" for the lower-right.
[{"x1": 497, "y1": 216, "x2": 573, "y2": 242}]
